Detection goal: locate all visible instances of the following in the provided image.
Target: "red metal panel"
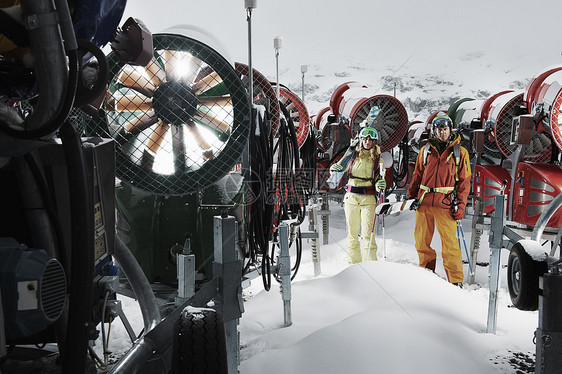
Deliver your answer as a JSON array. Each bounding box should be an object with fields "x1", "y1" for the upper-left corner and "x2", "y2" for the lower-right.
[
  {"x1": 473, "y1": 165, "x2": 511, "y2": 214},
  {"x1": 512, "y1": 162, "x2": 562, "y2": 228}
]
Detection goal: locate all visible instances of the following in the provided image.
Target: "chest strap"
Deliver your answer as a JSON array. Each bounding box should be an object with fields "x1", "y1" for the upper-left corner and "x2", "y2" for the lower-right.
[{"x1": 418, "y1": 185, "x2": 455, "y2": 204}]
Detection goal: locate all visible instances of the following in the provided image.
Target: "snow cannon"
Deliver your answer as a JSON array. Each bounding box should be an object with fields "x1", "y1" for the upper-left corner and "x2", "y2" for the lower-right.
[
  {"x1": 329, "y1": 82, "x2": 409, "y2": 152},
  {"x1": 275, "y1": 85, "x2": 310, "y2": 148},
  {"x1": 329, "y1": 81, "x2": 365, "y2": 115},
  {"x1": 523, "y1": 65, "x2": 562, "y2": 154},
  {"x1": 315, "y1": 107, "x2": 334, "y2": 152},
  {"x1": 86, "y1": 27, "x2": 251, "y2": 282},
  {"x1": 447, "y1": 98, "x2": 486, "y2": 156},
  {"x1": 487, "y1": 91, "x2": 552, "y2": 163},
  {"x1": 315, "y1": 107, "x2": 353, "y2": 192}
]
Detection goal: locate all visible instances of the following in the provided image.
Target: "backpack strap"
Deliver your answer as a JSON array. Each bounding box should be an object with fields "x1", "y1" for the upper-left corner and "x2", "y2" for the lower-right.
[
  {"x1": 425, "y1": 143, "x2": 461, "y2": 182},
  {"x1": 422, "y1": 144, "x2": 430, "y2": 166}
]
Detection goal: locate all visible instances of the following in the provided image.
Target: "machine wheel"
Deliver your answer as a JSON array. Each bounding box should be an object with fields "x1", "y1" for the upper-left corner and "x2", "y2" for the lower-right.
[
  {"x1": 507, "y1": 242, "x2": 548, "y2": 311},
  {"x1": 172, "y1": 308, "x2": 228, "y2": 374}
]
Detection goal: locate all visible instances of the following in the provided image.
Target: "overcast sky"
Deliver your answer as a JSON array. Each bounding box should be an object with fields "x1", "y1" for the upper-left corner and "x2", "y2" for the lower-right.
[{"x1": 123, "y1": 0, "x2": 562, "y2": 73}]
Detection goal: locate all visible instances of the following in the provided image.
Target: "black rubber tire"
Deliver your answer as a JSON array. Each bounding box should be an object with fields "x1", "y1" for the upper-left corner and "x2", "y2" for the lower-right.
[
  {"x1": 507, "y1": 243, "x2": 548, "y2": 311},
  {"x1": 171, "y1": 308, "x2": 228, "y2": 374}
]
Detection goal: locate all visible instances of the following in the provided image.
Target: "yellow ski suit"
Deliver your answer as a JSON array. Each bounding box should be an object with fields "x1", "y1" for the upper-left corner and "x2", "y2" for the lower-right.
[
  {"x1": 337, "y1": 147, "x2": 384, "y2": 264},
  {"x1": 407, "y1": 133, "x2": 471, "y2": 283}
]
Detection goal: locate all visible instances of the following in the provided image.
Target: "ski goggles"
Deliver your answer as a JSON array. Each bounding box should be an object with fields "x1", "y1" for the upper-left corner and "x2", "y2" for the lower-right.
[
  {"x1": 359, "y1": 127, "x2": 378, "y2": 140},
  {"x1": 433, "y1": 117, "x2": 452, "y2": 129}
]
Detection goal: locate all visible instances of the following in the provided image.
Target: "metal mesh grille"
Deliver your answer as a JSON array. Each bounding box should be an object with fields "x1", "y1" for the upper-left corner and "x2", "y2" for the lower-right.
[
  {"x1": 278, "y1": 86, "x2": 309, "y2": 147},
  {"x1": 494, "y1": 93, "x2": 552, "y2": 163},
  {"x1": 549, "y1": 92, "x2": 562, "y2": 152},
  {"x1": 40, "y1": 259, "x2": 66, "y2": 321},
  {"x1": 86, "y1": 34, "x2": 250, "y2": 196},
  {"x1": 350, "y1": 95, "x2": 408, "y2": 153}
]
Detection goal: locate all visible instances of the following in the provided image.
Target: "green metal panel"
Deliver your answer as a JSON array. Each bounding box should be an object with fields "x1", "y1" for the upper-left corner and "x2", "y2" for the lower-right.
[{"x1": 116, "y1": 175, "x2": 245, "y2": 284}]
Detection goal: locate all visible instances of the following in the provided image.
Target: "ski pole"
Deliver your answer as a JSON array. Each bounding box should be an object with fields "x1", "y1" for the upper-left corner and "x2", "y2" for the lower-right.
[
  {"x1": 382, "y1": 207, "x2": 386, "y2": 259},
  {"x1": 379, "y1": 160, "x2": 386, "y2": 259},
  {"x1": 367, "y1": 189, "x2": 383, "y2": 260},
  {"x1": 366, "y1": 209, "x2": 377, "y2": 261},
  {"x1": 457, "y1": 220, "x2": 473, "y2": 275}
]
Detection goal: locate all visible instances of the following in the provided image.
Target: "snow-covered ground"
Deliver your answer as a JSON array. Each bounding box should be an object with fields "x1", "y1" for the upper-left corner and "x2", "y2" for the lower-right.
[
  {"x1": 238, "y1": 202, "x2": 539, "y2": 374},
  {"x1": 107, "y1": 202, "x2": 541, "y2": 373}
]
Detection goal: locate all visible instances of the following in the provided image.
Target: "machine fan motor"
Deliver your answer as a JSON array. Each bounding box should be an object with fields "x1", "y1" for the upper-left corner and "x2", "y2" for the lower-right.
[{"x1": 0, "y1": 238, "x2": 66, "y2": 341}]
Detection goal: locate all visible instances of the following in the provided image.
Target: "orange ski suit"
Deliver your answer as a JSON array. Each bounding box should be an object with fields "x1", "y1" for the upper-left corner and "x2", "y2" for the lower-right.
[{"x1": 406, "y1": 133, "x2": 471, "y2": 283}]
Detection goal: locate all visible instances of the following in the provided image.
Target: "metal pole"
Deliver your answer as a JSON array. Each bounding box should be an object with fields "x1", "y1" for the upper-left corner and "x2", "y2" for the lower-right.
[
  {"x1": 175, "y1": 235, "x2": 195, "y2": 307},
  {"x1": 319, "y1": 191, "x2": 330, "y2": 245},
  {"x1": 301, "y1": 72, "x2": 304, "y2": 102},
  {"x1": 468, "y1": 197, "x2": 484, "y2": 284},
  {"x1": 276, "y1": 52, "x2": 279, "y2": 101},
  {"x1": 301, "y1": 64, "x2": 307, "y2": 103},
  {"x1": 486, "y1": 194, "x2": 506, "y2": 334},
  {"x1": 278, "y1": 222, "x2": 292, "y2": 327},
  {"x1": 308, "y1": 205, "x2": 321, "y2": 276},
  {"x1": 245, "y1": 1, "x2": 257, "y2": 103},
  {"x1": 274, "y1": 36, "x2": 282, "y2": 102},
  {"x1": 214, "y1": 215, "x2": 243, "y2": 374}
]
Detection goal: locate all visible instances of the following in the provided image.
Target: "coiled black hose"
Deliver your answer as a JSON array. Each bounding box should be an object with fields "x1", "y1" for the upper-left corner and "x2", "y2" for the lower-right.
[
  {"x1": 243, "y1": 107, "x2": 275, "y2": 290},
  {"x1": 58, "y1": 120, "x2": 94, "y2": 374}
]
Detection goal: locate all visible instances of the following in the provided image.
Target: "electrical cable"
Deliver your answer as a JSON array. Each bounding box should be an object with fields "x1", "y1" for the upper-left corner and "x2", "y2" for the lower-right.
[
  {"x1": 242, "y1": 107, "x2": 275, "y2": 291},
  {"x1": 290, "y1": 228, "x2": 302, "y2": 280},
  {"x1": 299, "y1": 121, "x2": 317, "y2": 199}
]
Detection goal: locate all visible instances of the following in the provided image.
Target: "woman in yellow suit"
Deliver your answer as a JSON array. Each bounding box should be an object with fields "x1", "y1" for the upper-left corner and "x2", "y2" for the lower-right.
[{"x1": 330, "y1": 127, "x2": 386, "y2": 264}]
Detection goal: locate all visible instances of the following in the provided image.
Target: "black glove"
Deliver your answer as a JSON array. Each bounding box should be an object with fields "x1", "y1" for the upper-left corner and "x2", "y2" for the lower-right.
[
  {"x1": 410, "y1": 199, "x2": 420, "y2": 211},
  {"x1": 451, "y1": 206, "x2": 463, "y2": 220}
]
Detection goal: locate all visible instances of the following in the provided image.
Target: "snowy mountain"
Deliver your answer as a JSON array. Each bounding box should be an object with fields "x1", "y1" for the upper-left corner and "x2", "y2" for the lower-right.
[{"x1": 124, "y1": 0, "x2": 562, "y2": 121}]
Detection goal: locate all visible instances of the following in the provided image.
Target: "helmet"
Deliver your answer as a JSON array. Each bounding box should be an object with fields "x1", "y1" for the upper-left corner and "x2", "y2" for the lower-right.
[
  {"x1": 432, "y1": 114, "x2": 453, "y2": 130},
  {"x1": 359, "y1": 127, "x2": 378, "y2": 140}
]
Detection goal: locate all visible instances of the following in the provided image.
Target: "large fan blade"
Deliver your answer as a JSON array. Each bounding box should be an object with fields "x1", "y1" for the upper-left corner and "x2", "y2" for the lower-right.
[
  {"x1": 198, "y1": 96, "x2": 232, "y2": 107},
  {"x1": 118, "y1": 67, "x2": 155, "y2": 97},
  {"x1": 194, "y1": 110, "x2": 230, "y2": 133},
  {"x1": 124, "y1": 109, "x2": 158, "y2": 135},
  {"x1": 186, "y1": 121, "x2": 212, "y2": 150},
  {"x1": 146, "y1": 121, "x2": 170, "y2": 154},
  {"x1": 107, "y1": 93, "x2": 152, "y2": 111},
  {"x1": 171, "y1": 125, "x2": 187, "y2": 173},
  {"x1": 193, "y1": 71, "x2": 222, "y2": 95},
  {"x1": 164, "y1": 50, "x2": 200, "y2": 84},
  {"x1": 163, "y1": 50, "x2": 181, "y2": 82},
  {"x1": 145, "y1": 56, "x2": 166, "y2": 87}
]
